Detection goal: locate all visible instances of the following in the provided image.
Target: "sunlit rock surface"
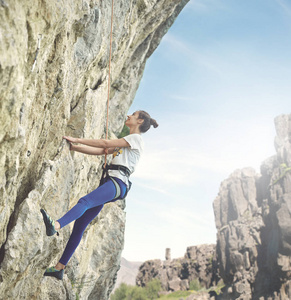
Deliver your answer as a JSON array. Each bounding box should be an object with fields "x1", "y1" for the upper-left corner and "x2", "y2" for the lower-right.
[
  {"x1": 213, "y1": 114, "x2": 291, "y2": 299},
  {"x1": 0, "y1": 0, "x2": 189, "y2": 299}
]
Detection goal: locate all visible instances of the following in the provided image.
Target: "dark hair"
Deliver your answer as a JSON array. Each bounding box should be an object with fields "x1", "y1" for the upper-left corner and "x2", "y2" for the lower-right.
[{"x1": 138, "y1": 110, "x2": 159, "y2": 133}]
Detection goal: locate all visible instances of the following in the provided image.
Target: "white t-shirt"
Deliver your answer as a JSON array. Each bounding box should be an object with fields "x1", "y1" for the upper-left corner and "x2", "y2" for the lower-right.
[{"x1": 108, "y1": 134, "x2": 144, "y2": 186}]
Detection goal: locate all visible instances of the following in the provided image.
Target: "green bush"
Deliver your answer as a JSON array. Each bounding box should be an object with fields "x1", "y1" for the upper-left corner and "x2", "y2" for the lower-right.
[
  {"x1": 159, "y1": 290, "x2": 192, "y2": 299},
  {"x1": 189, "y1": 279, "x2": 202, "y2": 291},
  {"x1": 111, "y1": 280, "x2": 160, "y2": 300},
  {"x1": 126, "y1": 286, "x2": 148, "y2": 300},
  {"x1": 111, "y1": 283, "x2": 130, "y2": 300},
  {"x1": 145, "y1": 279, "x2": 161, "y2": 299},
  {"x1": 110, "y1": 283, "x2": 148, "y2": 300}
]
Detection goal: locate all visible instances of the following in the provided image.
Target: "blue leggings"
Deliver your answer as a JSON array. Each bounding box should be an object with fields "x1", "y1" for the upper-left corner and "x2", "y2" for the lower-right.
[{"x1": 57, "y1": 177, "x2": 126, "y2": 266}]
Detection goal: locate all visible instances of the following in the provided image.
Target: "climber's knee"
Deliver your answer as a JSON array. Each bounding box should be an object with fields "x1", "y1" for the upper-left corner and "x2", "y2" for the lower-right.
[{"x1": 77, "y1": 197, "x2": 90, "y2": 208}]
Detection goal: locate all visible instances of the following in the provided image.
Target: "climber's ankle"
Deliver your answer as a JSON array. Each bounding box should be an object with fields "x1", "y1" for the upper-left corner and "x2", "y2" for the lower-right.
[
  {"x1": 55, "y1": 221, "x2": 61, "y2": 231},
  {"x1": 55, "y1": 262, "x2": 65, "y2": 270}
]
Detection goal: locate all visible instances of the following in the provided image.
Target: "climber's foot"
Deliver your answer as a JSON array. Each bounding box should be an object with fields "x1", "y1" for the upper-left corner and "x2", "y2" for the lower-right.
[
  {"x1": 40, "y1": 209, "x2": 59, "y2": 236},
  {"x1": 44, "y1": 267, "x2": 64, "y2": 280}
]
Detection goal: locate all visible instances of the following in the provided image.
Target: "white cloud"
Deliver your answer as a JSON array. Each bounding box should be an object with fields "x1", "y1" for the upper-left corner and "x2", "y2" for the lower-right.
[
  {"x1": 133, "y1": 181, "x2": 173, "y2": 197},
  {"x1": 162, "y1": 34, "x2": 224, "y2": 76},
  {"x1": 275, "y1": 0, "x2": 291, "y2": 16},
  {"x1": 168, "y1": 94, "x2": 194, "y2": 102},
  {"x1": 123, "y1": 197, "x2": 217, "y2": 261},
  {"x1": 133, "y1": 148, "x2": 201, "y2": 186},
  {"x1": 133, "y1": 117, "x2": 275, "y2": 187},
  {"x1": 188, "y1": 0, "x2": 209, "y2": 12},
  {"x1": 156, "y1": 207, "x2": 214, "y2": 229},
  {"x1": 188, "y1": 0, "x2": 229, "y2": 13}
]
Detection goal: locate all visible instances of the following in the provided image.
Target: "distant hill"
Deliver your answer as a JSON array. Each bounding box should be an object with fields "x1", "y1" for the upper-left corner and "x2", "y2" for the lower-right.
[{"x1": 114, "y1": 257, "x2": 143, "y2": 291}]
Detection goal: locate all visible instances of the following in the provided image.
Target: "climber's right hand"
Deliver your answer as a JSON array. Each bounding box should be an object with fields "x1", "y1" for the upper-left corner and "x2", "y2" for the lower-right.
[{"x1": 63, "y1": 136, "x2": 78, "y2": 143}]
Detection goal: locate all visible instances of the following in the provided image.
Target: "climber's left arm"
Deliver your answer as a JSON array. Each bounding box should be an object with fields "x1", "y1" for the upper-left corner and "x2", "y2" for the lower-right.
[
  {"x1": 69, "y1": 144, "x2": 115, "y2": 155},
  {"x1": 63, "y1": 136, "x2": 130, "y2": 149}
]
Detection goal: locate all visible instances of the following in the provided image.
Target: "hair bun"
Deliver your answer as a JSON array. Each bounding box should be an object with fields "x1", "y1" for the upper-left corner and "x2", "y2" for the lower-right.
[
  {"x1": 150, "y1": 118, "x2": 159, "y2": 128},
  {"x1": 138, "y1": 110, "x2": 159, "y2": 132}
]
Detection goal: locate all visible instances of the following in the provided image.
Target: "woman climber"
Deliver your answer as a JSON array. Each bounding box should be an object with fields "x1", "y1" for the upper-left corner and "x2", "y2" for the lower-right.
[{"x1": 40, "y1": 110, "x2": 158, "y2": 280}]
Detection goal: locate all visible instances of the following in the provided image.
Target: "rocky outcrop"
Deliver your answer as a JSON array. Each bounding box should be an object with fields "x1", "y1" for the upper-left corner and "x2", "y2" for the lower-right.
[
  {"x1": 136, "y1": 245, "x2": 219, "y2": 292},
  {"x1": 213, "y1": 114, "x2": 291, "y2": 299},
  {"x1": 0, "y1": 0, "x2": 189, "y2": 299}
]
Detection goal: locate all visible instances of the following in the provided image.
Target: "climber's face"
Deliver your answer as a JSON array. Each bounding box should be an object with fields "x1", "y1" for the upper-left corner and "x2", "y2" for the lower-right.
[{"x1": 125, "y1": 111, "x2": 142, "y2": 128}]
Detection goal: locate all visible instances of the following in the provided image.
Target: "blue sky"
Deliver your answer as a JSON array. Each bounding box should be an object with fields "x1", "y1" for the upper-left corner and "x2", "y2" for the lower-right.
[{"x1": 122, "y1": 0, "x2": 291, "y2": 262}]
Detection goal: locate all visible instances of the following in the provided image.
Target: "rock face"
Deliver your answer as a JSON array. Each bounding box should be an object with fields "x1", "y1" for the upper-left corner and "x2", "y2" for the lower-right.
[
  {"x1": 136, "y1": 245, "x2": 219, "y2": 292},
  {"x1": 0, "y1": 0, "x2": 189, "y2": 299},
  {"x1": 213, "y1": 114, "x2": 291, "y2": 299}
]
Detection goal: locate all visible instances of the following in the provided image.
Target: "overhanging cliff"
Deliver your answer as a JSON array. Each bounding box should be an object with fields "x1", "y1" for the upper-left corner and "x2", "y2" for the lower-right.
[{"x1": 0, "y1": 0, "x2": 189, "y2": 299}]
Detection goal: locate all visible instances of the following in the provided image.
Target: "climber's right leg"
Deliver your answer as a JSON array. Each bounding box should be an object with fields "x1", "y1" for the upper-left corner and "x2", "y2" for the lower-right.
[
  {"x1": 40, "y1": 178, "x2": 117, "y2": 236},
  {"x1": 57, "y1": 178, "x2": 117, "y2": 228}
]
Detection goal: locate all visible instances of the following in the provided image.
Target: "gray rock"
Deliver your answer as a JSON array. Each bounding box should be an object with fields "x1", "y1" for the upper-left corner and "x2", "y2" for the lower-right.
[
  {"x1": 0, "y1": 0, "x2": 189, "y2": 299},
  {"x1": 168, "y1": 277, "x2": 181, "y2": 292},
  {"x1": 213, "y1": 114, "x2": 291, "y2": 299},
  {"x1": 136, "y1": 245, "x2": 218, "y2": 292},
  {"x1": 166, "y1": 248, "x2": 171, "y2": 261}
]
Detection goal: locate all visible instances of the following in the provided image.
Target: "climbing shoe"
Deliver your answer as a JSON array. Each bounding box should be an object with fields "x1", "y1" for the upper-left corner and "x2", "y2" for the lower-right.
[
  {"x1": 44, "y1": 267, "x2": 64, "y2": 280},
  {"x1": 40, "y1": 209, "x2": 59, "y2": 236}
]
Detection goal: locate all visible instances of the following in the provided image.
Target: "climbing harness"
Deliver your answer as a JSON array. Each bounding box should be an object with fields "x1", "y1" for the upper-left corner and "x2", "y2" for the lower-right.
[
  {"x1": 100, "y1": 164, "x2": 131, "y2": 182},
  {"x1": 100, "y1": 164, "x2": 132, "y2": 201}
]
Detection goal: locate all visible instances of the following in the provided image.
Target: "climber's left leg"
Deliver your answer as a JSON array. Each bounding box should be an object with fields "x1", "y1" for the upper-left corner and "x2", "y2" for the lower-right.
[
  {"x1": 59, "y1": 204, "x2": 104, "y2": 266},
  {"x1": 43, "y1": 205, "x2": 103, "y2": 279}
]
